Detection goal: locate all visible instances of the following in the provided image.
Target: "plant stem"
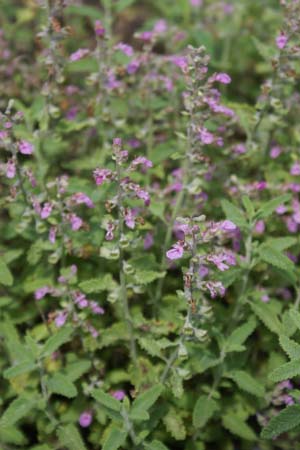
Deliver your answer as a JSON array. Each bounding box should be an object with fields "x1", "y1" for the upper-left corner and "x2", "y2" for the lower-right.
[{"x1": 116, "y1": 163, "x2": 138, "y2": 368}]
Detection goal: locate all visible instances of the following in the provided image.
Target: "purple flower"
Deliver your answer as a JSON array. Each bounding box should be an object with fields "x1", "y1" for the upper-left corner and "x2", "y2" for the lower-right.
[
  {"x1": 35, "y1": 286, "x2": 51, "y2": 301},
  {"x1": 49, "y1": 227, "x2": 56, "y2": 244},
  {"x1": 70, "y1": 48, "x2": 89, "y2": 62},
  {"x1": 72, "y1": 192, "x2": 94, "y2": 208},
  {"x1": 144, "y1": 232, "x2": 154, "y2": 250},
  {"x1": 290, "y1": 162, "x2": 300, "y2": 176},
  {"x1": 115, "y1": 42, "x2": 133, "y2": 57},
  {"x1": 69, "y1": 214, "x2": 83, "y2": 231},
  {"x1": 276, "y1": 32, "x2": 288, "y2": 50},
  {"x1": 40, "y1": 202, "x2": 52, "y2": 219},
  {"x1": 124, "y1": 208, "x2": 135, "y2": 229},
  {"x1": 153, "y1": 20, "x2": 167, "y2": 34},
  {"x1": 90, "y1": 301, "x2": 105, "y2": 315},
  {"x1": 220, "y1": 220, "x2": 237, "y2": 231},
  {"x1": 112, "y1": 390, "x2": 125, "y2": 401},
  {"x1": 79, "y1": 411, "x2": 93, "y2": 428},
  {"x1": 170, "y1": 56, "x2": 188, "y2": 72},
  {"x1": 270, "y1": 145, "x2": 281, "y2": 159},
  {"x1": 254, "y1": 220, "x2": 265, "y2": 235},
  {"x1": 233, "y1": 144, "x2": 247, "y2": 155},
  {"x1": 215, "y1": 73, "x2": 231, "y2": 84},
  {"x1": 127, "y1": 60, "x2": 140, "y2": 74},
  {"x1": 261, "y1": 294, "x2": 270, "y2": 303},
  {"x1": 199, "y1": 128, "x2": 214, "y2": 145},
  {"x1": 19, "y1": 140, "x2": 34, "y2": 155},
  {"x1": 135, "y1": 188, "x2": 150, "y2": 206},
  {"x1": 276, "y1": 204, "x2": 287, "y2": 215},
  {"x1": 131, "y1": 156, "x2": 153, "y2": 170},
  {"x1": 6, "y1": 159, "x2": 16, "y2": 178},
  {"x1": 190, "y1": 0, "x2": 202, "y2": 6},
  {"x1": 55, "y1": 312, "x2": 68, "y2": 327},
  {"x1": 95, "y1": 20, "x2": 105, "y2": 37},
  {"x1": 166, "y1": 242, "x2": 184, "y2": 260},
  {"x1": 205, "y1": 281, "x2": 226, "y2": 298},
  {"x1": 93, "y1": 168, "x2": 113, "y2": 185}
]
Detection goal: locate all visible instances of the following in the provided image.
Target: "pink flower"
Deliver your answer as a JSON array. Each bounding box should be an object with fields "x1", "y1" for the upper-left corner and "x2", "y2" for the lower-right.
[
  {"x1": 144, "y1": 232, "x2": 154, "y2": 250},
  {"x1": 190, "y1": 0, "x2": 202, "y2": 6},
  {"x1": 90, "y1": 301, "x2": 105, "y2": 315},
  {"x1": 135, "y1": 188, "x2": 150, "y2": 206},
  {"x1": 72, "y1": 192, "x2": 94, "y2": 208},
  {"x1": 6, "y1": 159, "x2": 16, "y2": 178},
  {"x1": 276, "y1": 32, "x2": 288, "y2": 50},
  {"x1": 79, "y1": 411, "x2": 93, "y2": 428},
  {"x1": 93, "y1": 168, "x2": 113, "y2": 185},
  {"x1": 220, "y1": 220, "x2": 237, "y2": 231},
  {"x1": 49, "y1": 226, "x2": 56, "y2": 244},
  {"x1": 233, "y1": 144, "x2": 247, "y2": 155},
  {"x1": 55, "y1": 312, "x2": 68, "y2": 327},
  {"x1": 112, "y1": 390, "x2": 126, "y2": 401},
  {"x1": 40, "y1": 202, "x2": 52, "y2": 219},
  {"x1": 166, "y1": 242, "x2": 184, "y2": 260},
  {"x1": 131, "y1": 156, "x2": 153, "y2": 170},
  {"x1": 199, "y1": 128, "x2": 214, "y2": 145},
  {"x1": 290, "y1": 162, "x2": 300, "y2": 176},
  {"x1": 153, "y1": 20, "x2": 168, "y2": 34},
  {"x1": 261, "y1": 294, "x2": 270, "y2": 303},
  {"x1": 276, "y1": 204, "x2": 287, "y2": 215},
  {"x1": 270, "y1": 145, "x2": 281, "y2": 159},
  {"x1": 35, "y1": 286, "x2": 51, "y2": 301},
  {"x1": 215, "y1": 73, "x2": 231, "y2": 84},
  {"x1": 124, "y1": 208, "x2": 135, "y2": 229},
  {"x1": 170, "y1": 56, "x2": 188, "y2": 72},
  {"x1": 18, "y1": 140, "x2": 34, "y2": 155},
  {"x1": 254, "y1": 220, "x2": 265, "y2": 235},
  {"x1": 69, "y1": 214, "x2": 83, "y2": 231},
  {"x1": 205, "y1": 281, "x2": 226, "y2": 298},
  {"x1": 95, "y1": 20, "x2": 105, "y2": 37},
  {"x1": 115, "y1": 42, "x2": 133, "y2": 57},
  {"x1": 70, "y1": 48, "x2": 89, "y2": 62},
  {"x1": 127, "y1": 60, "x2": 140, "y2": 74}
]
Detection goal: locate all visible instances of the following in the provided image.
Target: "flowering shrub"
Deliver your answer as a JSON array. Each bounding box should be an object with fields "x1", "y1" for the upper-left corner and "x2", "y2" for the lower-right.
[{"x1": 1, "y1": 0, "x2": 300, "y2": 449}]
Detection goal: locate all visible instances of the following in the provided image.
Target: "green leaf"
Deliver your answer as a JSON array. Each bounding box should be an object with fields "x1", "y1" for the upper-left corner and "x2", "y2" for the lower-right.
[
  {"x1": 103, "y1": 426, "x2": 127, "y2": 450},
  {"x1": 226, "y1": 371, "x2": 265, "y2": 397},
  {"x1": 269, "y1": 359, "x2": 300, "y2": 382},
  {"x1": 131, "y1": 385, "x2": 164, "y2": 419},
  {"x1": 134, "y1": 270, "x2": 166, "y2": 285},
  {"x1": 0, "y1": 257, "x2": 13, "y2": 286},
  {"x1": 192, "y1": 395, "x2": 218, "y2": 428},
  {"x1": 3, "y1": 360, "x2": 37, "y2": 379},
  {"x1": 144, "y1": 440, "x2": 169, "y2": 450},
  {"x1": 261, "y1": 405, "x2": 300, "y2": 439},
  {"x1": 57, "y1": 424, "x2": 88, "y2": 450},
  {"x1": 138, "y1": 337, "x2": 162, "y2": 357},
  {"x1": 64, "y1": 360, "x2": 92, "y2": 382},
  {"x1": 92, "y1": 389, "x2": 121, "y2": 412},
  {"x1": 279, "y1": 335, "x2": 300, "y2": 360},
  {"x1": 225, "y1": 317, "x2": 257, "y2": 352},
  {"x1": 0, "y1": 425, "x2": 27, "y2": 445},
  {"x1": 259, "y1": 245, "x2": 295, "y2": 274},
  {"x1": 250, "y1": 301, "x2": 283, "y2": 335},
  {"x1": 65, "y1": 4, "x2": 102, "y2": 19},
  {"x1": 114, "y1": 0, "x2": 135, "y2": 12},
  {"x1": 0, "y1": 394, "x2": 38, "y2": 427},
  {"x1": 265, "y1": 237, "x2": 297, "y2": 251},
  {"x1": 222, "y1": 414, "x2": 256, "y2": 441},
  {"x1": 221, "y1": 199, "x2": 248, "y2": 229},
  {"x1": 242, "y1": 196, "x2": 255, "y2": 218},
  {"x1": 256, "y1": 194, "x2": 291, "y2": 219},
  {"x1": 79, "y1": 274, "x2": 116, "y2": 293},
  {"x1": 41, "y1": 326, "x2": 73, "y2": 357},
  {"x1": 289, "y1": 309, "x2": 300, "y2": 332},
  {"x1": 163, "y1": 408, "x2": 186, "y2": 441},
  {"x1": 47, "y1": 373, "x2": 77, "y2": 398}
]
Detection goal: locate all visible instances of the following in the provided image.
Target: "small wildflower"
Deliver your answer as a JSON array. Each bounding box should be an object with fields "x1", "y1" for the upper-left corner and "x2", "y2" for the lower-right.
[
  {"x1": 79, "y1": 411, "x2": 93, "y2": 428},
  {"x1": 70, "y1": 48, "x2": 89, "y2": 62},
  {"x1": 166, "y1": 242, "x2": 184, "y2": 260},
  {"x1": 18, "y1": 140, "x2": 34, "y2": 155},
  {"x1": 276, "y1": 32, "x2": 288, "y2": 49}
]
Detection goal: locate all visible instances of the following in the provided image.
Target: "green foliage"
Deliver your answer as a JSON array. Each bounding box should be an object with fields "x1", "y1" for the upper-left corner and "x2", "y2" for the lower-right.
[
  {"x1": 261, "y1": 405, "x2": 300, "y2": 439},
  {"x1": 192, "y1": 395, "x2": 218, "y2": 428},
  {"x1": 57, "y1": 424, "x2": 88, "y2": 450}
]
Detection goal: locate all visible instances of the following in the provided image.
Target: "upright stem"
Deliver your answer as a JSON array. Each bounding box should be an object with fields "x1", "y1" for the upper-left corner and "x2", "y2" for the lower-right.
[{"x1": 116, "y1": 163, "x2": 138, "y2": 368}]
